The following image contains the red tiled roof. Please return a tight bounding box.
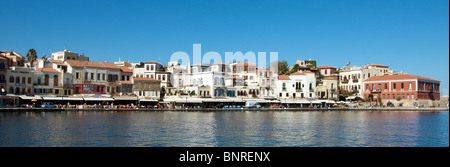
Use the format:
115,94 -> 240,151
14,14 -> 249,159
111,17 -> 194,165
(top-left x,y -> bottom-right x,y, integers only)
120,81 -> 133,85
324,76 -> 338,80
34,68 -> 59,73
364,74 -> 439,82
233,62 -> 257,67
291,71 -> 315,75
119,66 -> 132,73
66,60 -> 120,69
278,75 -> 290,80
317,65 -> 336,69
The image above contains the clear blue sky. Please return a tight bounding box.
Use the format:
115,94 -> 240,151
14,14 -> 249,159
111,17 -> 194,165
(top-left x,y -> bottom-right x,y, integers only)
1,0 -> 448,95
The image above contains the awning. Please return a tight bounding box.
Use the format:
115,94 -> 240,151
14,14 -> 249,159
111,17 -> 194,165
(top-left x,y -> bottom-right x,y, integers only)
114,97 -> 138,100
139,98 -> 158,102
19,95 -> 41,100
83,97 -> 114,101
280,99 -> 317,104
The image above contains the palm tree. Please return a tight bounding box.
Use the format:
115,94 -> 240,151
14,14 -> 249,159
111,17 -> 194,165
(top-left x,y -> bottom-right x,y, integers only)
26,48 -> 37,66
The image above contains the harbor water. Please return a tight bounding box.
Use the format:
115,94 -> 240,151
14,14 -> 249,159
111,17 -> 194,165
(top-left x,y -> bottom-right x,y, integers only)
0,111 -> 448,147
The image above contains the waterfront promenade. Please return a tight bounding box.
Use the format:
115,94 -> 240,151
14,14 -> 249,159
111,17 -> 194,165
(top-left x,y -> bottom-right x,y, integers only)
0,107 -> 448,112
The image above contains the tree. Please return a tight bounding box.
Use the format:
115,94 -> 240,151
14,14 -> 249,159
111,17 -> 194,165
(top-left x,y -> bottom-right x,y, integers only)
288,64 -> 300,74
272,60 -> 289,75
26,48 -> 37,65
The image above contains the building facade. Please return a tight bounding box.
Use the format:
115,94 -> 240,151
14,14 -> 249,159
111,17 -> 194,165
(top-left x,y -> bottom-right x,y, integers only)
277,71 -> 316,99
362,74 -> 440,101
133,77 -> 161,99
51,49 -> 89,61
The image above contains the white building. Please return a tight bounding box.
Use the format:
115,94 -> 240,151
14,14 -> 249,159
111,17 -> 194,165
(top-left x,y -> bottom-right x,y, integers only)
338,64 -> 392,98
51,49 -> 89,61
277,71 -> 316,99
131,61 -> 170,88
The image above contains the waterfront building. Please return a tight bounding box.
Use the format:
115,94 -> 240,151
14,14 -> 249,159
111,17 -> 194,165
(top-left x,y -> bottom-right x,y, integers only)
338,64 -> 391,98
0,57 -> 9,91
228,62 -> 259,98
276,71 -> 316,99
316,76 -> 339,100
131,61 -> 171,89
118,66 -> 133,94
33,68 -> 63,95
132,77 -> 161,100
6,67 -> 34,95
51,49 -> 89,61
257,68 -> 277,98
65,60 -> 122,95
362,74 -> 440,101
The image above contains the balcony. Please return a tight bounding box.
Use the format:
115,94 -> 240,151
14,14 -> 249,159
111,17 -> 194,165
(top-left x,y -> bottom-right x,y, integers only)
352,78 -> 359,83
341,80 -> 349,84
295,89 -> 302,92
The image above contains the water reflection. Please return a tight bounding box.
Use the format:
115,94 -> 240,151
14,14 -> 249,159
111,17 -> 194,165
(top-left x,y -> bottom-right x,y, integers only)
0,111 -> 448,147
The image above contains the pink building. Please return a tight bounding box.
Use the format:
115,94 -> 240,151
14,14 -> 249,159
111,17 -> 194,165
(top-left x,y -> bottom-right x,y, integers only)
317,65 -> 337,77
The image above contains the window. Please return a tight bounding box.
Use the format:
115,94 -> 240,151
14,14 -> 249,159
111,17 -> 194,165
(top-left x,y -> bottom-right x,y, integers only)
22,77 -> 25,84
383,94 -> 385,99
91,73 -> 94,80
412,94 -> 414,99
76,72 -> 79,79
385,84 -> 388,90
16,77 -> 20,83
10,76 -> 14,83
102,74 -> 106,80
162,75 -> 165,81
387,94 -> 390,99
401,83 -> 404,89
98,74 -> 101,80
407,94 -> 409,99
393,83 -> 396,89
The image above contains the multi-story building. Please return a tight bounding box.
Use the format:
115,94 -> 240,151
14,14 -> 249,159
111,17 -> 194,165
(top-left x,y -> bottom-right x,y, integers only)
317,65 -> 338,77
51,49 -> 89,61
316,76 -> 339,100
1,51 -> 25,67
338,64 -> 391,98
6,67 -> 34,95
65,60 -> 122,95
33,68 -> 63,95
277,71 -> 316,99
362,74 -> 440,101
257,68 -> 277,98
132,61 -> 170,88
118,66 -> 133,94
228,62 -> 258,98
0,57 -> 9,92
133,77 -> 161,99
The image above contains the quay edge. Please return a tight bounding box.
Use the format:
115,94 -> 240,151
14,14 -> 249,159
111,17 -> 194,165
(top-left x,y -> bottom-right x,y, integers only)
0,107 -> 448,112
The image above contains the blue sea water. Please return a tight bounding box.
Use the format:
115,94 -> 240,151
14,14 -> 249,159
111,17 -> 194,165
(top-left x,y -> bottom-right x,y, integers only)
0,111 -> 448,147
